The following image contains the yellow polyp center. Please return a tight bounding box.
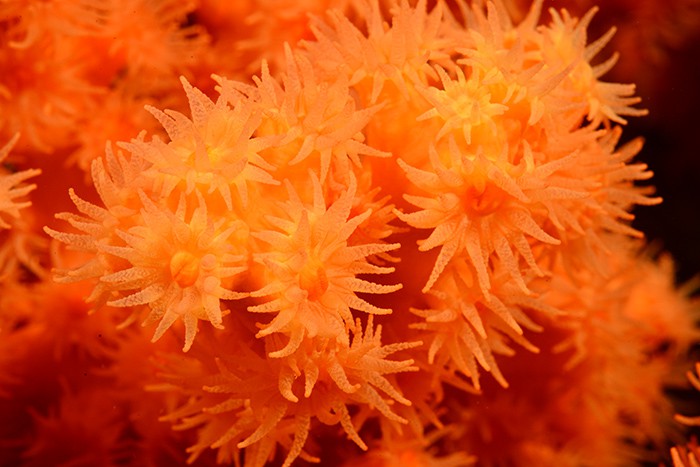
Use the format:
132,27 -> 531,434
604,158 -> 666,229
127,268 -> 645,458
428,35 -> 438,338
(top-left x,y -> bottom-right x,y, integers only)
298,258 -> 329,301
463,182 -> 507,216
170,250 -> 200,288
206,144 -> 223,164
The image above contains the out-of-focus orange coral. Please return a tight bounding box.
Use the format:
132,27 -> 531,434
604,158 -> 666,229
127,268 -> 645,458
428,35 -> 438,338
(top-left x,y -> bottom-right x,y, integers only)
0,134 -> 39,229
348,426 -> 476,467
0,33 -> 98,152
0,133 -> 44,282
438,246 -> 695,466
100,0 -> 208,90
20,385 -> 129,467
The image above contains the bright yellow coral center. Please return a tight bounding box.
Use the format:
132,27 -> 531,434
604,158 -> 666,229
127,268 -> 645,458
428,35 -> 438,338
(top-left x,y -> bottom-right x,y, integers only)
463,183 -> 507,216
298,257 -> 329,301
170,250 -> 200,288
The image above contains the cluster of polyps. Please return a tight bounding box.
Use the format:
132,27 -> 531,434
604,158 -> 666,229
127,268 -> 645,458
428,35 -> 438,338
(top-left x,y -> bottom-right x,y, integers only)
29,0 -> 698,465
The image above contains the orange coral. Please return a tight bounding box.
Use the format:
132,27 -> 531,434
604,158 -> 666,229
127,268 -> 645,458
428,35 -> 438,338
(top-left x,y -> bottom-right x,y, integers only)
20,385 -> 129,466
249,174 -> 402,355
0,134 -> 39,229
1,0 -> 698,465
153,314 -> 418,466
46,160 -> 248,351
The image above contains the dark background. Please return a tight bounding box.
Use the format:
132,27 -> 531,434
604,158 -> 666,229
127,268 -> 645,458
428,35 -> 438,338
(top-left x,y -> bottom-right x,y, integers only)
631,34 -> 700,286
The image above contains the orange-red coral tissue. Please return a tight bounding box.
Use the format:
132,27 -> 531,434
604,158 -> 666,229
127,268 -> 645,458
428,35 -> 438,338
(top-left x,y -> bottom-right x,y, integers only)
1,0 -> 699,466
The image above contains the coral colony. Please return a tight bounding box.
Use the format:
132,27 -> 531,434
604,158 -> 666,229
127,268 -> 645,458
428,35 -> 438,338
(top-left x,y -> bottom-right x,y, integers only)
1,0 -> 699,465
